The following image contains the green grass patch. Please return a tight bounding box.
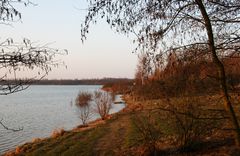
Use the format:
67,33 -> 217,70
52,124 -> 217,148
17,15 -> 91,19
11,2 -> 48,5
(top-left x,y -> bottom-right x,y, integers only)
23,126 -> 107,156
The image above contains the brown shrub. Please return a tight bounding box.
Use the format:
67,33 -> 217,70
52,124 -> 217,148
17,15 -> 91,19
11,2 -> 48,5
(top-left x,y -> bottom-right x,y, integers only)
165,97 -> 224,151
75,91 -> 92,107
75,92 -> 92,125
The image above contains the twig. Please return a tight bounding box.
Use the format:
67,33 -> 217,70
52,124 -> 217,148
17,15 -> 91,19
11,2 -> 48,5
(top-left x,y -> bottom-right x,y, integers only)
0,119 -> 23,132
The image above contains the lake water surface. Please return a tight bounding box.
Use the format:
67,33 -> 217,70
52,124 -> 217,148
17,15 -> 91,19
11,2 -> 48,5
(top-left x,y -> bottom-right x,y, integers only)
0,85 -> 125,154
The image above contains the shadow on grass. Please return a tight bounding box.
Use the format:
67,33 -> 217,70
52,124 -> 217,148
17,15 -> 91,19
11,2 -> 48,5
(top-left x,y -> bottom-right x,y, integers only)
156,138 -> 236,156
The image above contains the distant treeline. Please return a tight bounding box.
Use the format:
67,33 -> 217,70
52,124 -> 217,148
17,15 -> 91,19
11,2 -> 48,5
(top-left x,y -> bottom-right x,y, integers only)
32,78 -> 133,85
0,78 -> 133,86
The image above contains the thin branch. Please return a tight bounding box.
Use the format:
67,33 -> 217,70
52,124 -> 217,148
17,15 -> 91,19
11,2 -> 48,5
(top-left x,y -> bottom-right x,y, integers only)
0,119 -> 23,132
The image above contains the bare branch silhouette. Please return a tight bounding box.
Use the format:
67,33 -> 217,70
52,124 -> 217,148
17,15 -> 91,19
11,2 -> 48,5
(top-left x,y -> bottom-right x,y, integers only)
0,119 -> 23,132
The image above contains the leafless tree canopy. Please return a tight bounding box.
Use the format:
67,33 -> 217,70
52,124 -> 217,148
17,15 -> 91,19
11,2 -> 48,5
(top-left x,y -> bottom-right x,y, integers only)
81,0 -> 239,59
93,91 -> 112,120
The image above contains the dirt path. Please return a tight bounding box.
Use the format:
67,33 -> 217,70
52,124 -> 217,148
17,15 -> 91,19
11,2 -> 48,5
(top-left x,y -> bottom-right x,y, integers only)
93,113 -> 132,156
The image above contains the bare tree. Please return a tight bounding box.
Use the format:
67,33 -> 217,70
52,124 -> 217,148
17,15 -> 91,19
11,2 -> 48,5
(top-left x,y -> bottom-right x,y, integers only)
75,91 -> 92,126
135,53 -> 152,85
81,0 -> 240,146
93,91 -> 112,120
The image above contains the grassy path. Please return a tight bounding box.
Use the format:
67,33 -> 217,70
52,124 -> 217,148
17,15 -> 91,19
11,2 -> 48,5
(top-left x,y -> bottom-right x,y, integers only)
94,114 -> 130,155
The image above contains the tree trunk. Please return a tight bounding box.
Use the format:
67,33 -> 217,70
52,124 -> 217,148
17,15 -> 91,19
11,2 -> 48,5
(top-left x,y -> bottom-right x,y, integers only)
195,0 -> 240,146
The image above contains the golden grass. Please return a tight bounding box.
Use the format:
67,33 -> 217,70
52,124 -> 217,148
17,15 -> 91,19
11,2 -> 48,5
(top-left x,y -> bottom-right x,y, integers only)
51,128 -> 66,138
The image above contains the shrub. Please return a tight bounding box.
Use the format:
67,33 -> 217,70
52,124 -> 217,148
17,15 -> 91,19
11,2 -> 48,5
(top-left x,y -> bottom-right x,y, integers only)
165,97 -> 223,151
75,91 -> 92,107
75,92 -> 92,125
93,91 -> 113,120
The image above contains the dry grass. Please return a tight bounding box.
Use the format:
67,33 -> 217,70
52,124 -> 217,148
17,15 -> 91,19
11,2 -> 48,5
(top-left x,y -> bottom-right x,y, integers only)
31,138 -> 42,143
51,128 -> 66,138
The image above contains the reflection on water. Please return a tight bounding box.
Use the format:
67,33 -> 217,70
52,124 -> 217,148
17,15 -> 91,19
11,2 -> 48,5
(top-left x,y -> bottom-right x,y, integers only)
0,85 -> 125,154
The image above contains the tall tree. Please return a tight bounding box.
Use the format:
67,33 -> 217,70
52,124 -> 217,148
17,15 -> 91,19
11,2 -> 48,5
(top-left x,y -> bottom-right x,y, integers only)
135,53 -> 152,85
81,0 -> 240,146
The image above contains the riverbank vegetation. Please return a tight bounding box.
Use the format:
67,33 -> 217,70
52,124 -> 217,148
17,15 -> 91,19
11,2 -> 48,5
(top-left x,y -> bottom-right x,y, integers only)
5,94 -> 240,156
75,91 -> 114,125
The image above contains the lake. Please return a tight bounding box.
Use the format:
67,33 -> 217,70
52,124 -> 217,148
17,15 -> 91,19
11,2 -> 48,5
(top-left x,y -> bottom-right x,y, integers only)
0,85 -> 125,154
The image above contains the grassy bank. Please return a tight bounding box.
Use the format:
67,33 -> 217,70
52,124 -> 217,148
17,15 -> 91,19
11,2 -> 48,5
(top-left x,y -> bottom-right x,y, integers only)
5,94 -> 240,156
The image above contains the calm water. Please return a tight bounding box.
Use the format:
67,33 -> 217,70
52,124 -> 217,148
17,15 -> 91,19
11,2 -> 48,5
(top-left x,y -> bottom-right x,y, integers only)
0,85 -> 125,154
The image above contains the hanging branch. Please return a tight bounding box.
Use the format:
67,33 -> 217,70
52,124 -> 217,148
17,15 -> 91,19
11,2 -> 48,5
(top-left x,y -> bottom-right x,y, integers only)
0,38 -> 67,95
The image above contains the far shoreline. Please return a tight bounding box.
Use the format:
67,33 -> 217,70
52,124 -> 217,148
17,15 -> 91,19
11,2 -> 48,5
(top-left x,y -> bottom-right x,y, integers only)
0,78 -> 133,86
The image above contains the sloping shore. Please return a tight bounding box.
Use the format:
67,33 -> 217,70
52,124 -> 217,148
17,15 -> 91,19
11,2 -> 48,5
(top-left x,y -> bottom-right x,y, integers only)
4,95 -> 240,156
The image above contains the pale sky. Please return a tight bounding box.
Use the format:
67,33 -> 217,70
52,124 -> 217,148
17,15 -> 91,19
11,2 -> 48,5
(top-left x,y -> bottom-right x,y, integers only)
0,0 -> 137,79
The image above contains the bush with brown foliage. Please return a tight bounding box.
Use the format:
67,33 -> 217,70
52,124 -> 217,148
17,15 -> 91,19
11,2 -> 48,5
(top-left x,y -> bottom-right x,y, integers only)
75,92 -> 92,107
75,92 -> 92,125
